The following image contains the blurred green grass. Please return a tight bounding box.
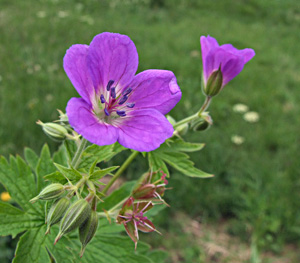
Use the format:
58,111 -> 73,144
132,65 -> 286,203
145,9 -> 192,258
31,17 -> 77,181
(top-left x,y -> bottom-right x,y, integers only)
0,0 -> 300,261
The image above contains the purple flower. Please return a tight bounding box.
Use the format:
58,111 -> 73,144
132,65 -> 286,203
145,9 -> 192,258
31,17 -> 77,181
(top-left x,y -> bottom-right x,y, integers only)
200,35 -> 255,96
64,33 -> 182,152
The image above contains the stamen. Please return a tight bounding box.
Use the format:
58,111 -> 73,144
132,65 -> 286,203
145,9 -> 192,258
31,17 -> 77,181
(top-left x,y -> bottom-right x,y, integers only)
100,94 -> 106,103
106,80 -> 114,91
118,95 -> 128,105
110,87 -> 116,99
104,108 -> 110,116
122,87 -> 132,96
126,103 -> 135,108
116,110 -> 126,117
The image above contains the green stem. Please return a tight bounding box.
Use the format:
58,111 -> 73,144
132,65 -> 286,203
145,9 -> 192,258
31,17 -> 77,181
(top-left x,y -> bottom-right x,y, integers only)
102,151 -> 139,194
173,96 -> 212,129
71,138 -> 87,169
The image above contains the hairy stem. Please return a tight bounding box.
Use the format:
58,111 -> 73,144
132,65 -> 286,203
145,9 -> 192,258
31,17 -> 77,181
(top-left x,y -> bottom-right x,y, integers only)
71,138 -> 87,169
102,151 -> 139,194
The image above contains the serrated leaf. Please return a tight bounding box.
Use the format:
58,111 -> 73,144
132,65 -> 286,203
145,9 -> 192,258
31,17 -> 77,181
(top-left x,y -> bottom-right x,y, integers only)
89,166 -> 119,182
44,171 -> 67,184
98,181 -> 136,211
24,148 -> 39,172
160,151 -> 213,178
147,250 -> 168,263
13,227 -> 50,263
54,163 -> 82,181
0,156 -> 42,214
53,144 -> 68,167
162,139 -> 205,152
0,202 -> 42,238
148,152 -> 170,177
36,145 -> 56,192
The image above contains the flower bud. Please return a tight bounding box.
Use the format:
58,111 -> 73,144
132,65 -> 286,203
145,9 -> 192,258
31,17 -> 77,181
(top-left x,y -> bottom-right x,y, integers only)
191,113 -> 213,132
30,183 -> 65,203
175,123 -> 189,136
132,184 -> 156,200
55,199 -> 91,244
37,120 -> 68,142
203,65 -> 223,97
166,115 -> 176,126
79,210 -> 98,257
45,197 -> 70,234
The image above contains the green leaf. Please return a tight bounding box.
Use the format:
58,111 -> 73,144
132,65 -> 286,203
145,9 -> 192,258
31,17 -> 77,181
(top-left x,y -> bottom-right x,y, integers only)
24,147 -> 39,172
89,166 -> 119,182
13,226 -> 50,263
52,144 -> 68,167
36,145 -> 56,192
148,138 -> 213,178
54,163 -> 82,181
98,181 -> 136,211
0,156 -> 42,214
147,250 -> 168,263
44,171 -> 67,184
0,201 -> 42,238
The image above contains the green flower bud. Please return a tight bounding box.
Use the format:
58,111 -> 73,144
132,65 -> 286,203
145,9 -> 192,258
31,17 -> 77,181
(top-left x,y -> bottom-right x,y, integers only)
166,115 -> 176,126
30,183 -> 65,203
79,210 -> 99,257
55,199 -> 91,244
175,123 -> 189,136
45,197 -> 70,234
37,120 -> 68,142
203,65 -> 223,97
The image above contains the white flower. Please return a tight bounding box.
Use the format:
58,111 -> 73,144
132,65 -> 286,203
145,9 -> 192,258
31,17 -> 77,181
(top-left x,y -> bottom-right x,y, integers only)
231,135 -> 245,145
243,111 -> 259,123
37,11 -> 46,18
233,103 -> 249,113
58,11 -> 69,18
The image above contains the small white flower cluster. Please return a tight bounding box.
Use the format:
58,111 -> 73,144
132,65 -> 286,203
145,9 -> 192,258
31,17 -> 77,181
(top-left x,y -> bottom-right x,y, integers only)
231,103 -> 260,145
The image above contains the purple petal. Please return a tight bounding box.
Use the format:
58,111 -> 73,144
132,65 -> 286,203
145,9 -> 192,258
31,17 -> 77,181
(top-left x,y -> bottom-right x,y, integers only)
63,45 -> 95,104
200,35 -> 219,71
126,70 -> 181,115
221,57 -> 245,86
115,109 -> 174,152
221,44 -> 255,64
66,97 -> 118,145
87,32 -> 138,95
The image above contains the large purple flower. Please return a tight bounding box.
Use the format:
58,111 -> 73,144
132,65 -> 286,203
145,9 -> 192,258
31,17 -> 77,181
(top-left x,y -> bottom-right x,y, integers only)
65,33 -> 181,152
200,35 -> 255,95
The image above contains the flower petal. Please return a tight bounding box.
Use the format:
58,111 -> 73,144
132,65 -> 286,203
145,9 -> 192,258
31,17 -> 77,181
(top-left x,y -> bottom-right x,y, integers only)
87,32 -> 138,94
221,44 -> 255,63
221,57 -> 245,86
126,70 -> 182,115
200,35 -> 219,72
115,109 -> 174,152
137,218 -> 156,233
66,97 -> 118,145
63,45 -> 94,105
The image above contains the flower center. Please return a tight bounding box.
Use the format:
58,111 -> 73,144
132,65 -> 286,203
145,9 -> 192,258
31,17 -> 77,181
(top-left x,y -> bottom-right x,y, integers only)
93,80 -> 135,123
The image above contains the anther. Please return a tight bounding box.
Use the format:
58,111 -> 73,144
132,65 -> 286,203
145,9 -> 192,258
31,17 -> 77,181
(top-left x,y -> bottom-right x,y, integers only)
116,110 -> 126,117
122,88 -> 132,96
104,108 -> 110,116
118,95 -> 128,105
100,94 -> 106,103
110,87 -> 116,99
126,103 -> 135,108
106,80 -> 114,91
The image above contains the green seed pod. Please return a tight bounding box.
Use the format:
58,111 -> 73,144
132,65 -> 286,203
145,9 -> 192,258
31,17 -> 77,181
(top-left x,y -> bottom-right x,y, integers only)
54,199 -> 91,244
30,183 -> 65,203
45,197 -> 70,234
79,210 -> 99,257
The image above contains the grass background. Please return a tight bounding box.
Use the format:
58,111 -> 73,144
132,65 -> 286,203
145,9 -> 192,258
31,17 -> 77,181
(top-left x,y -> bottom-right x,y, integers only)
0,0 -> 300,262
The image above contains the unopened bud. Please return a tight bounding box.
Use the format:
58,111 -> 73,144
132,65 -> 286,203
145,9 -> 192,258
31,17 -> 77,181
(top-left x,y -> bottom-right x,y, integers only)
57,109 -> 69,125
175,123 -> 189,136
191,113 -> 213,131
37,120 -> 68,142
45,197 -> 70,234
55,199 -> 91,244
132,184 -> 156,199
30,183 -> 65,203
166,115 -> 176,126
79,210 -> 98,257
203,65 -> 223,97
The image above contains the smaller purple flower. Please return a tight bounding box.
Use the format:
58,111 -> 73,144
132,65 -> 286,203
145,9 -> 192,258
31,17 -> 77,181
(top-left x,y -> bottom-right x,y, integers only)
64,32 -> 182,152
200,35 -> 255,96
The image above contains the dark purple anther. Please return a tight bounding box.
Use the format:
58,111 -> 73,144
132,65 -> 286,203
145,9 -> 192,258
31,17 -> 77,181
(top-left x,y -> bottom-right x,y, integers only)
126,103 -> 135,108
122,87 -> 132,96
110,87 -> 116,99
100,94 -> 106,103
106,80 -> 114,91
104,108 -> 110,116
118,95 -> 128,105
116,110 -> 126,117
